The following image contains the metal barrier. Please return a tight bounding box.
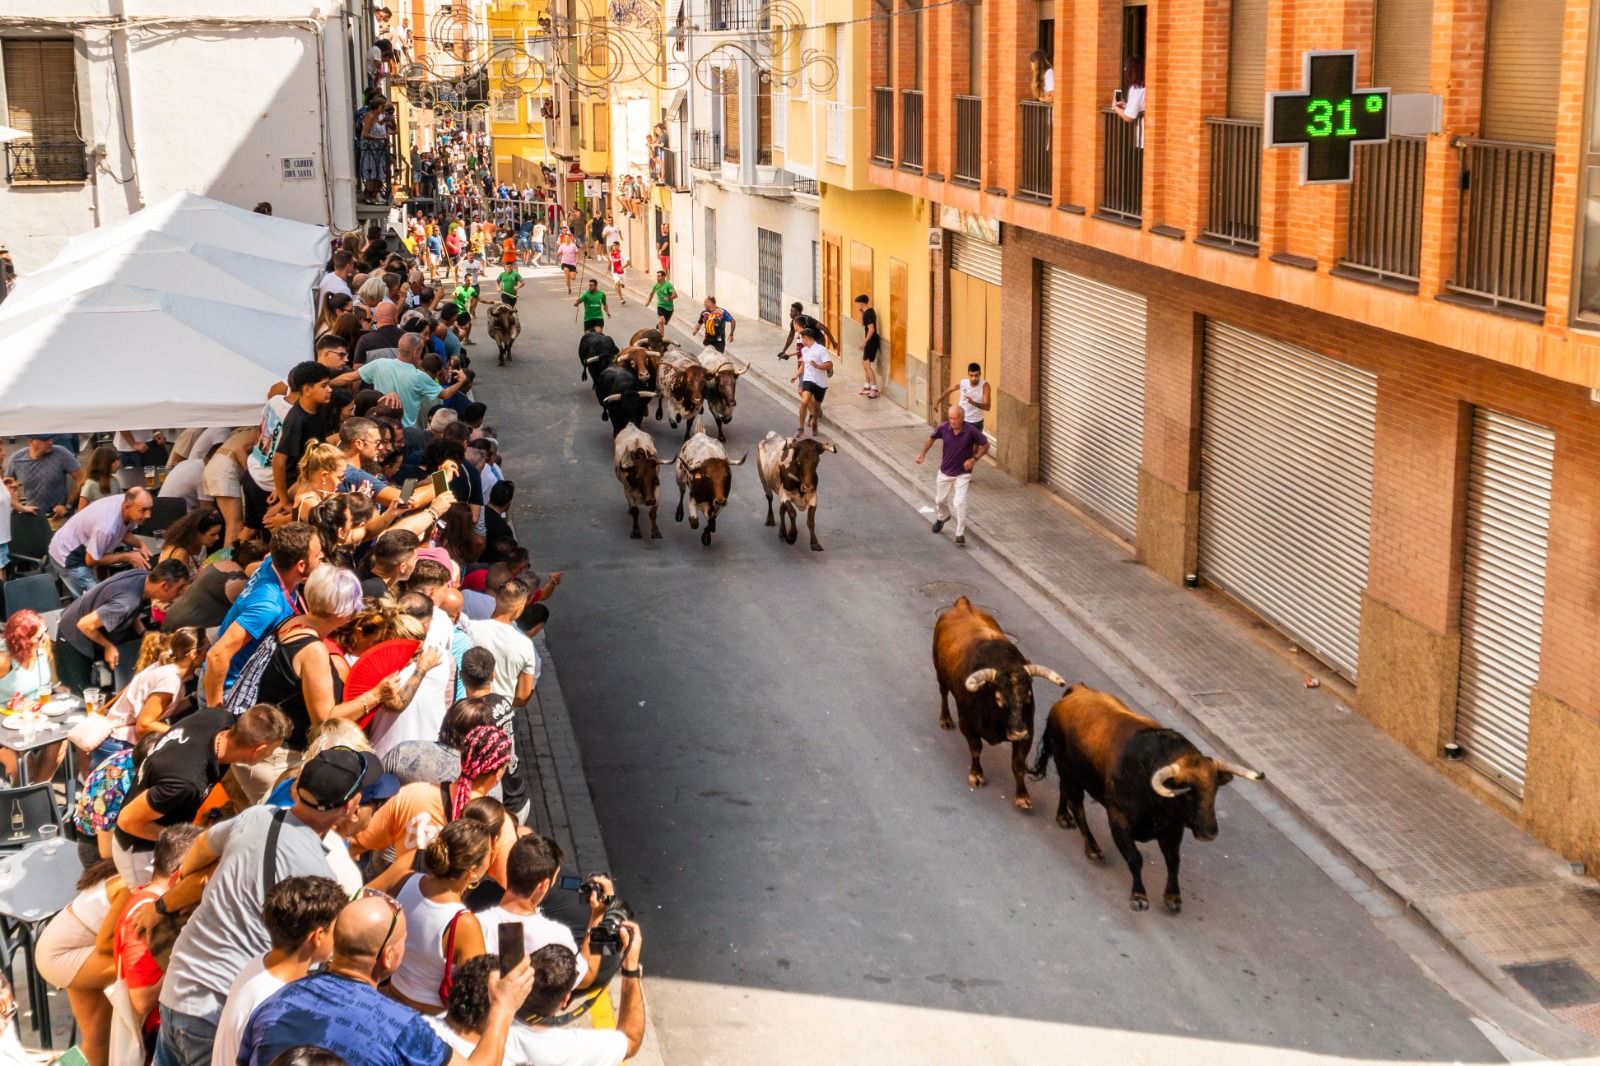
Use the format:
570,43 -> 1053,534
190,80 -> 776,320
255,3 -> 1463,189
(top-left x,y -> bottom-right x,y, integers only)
899,89 -> 924,172
954,95 -> 981,185
872,87 -> 895,165
1341,135 -> 1427,284
1098,107 -> 1142,224
1019,100 -> 1052,202
1448,138 -> 1553,313
1202,118 -> 1262,249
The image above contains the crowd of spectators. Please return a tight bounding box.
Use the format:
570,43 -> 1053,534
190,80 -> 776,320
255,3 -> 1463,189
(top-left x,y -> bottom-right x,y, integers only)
0,225 -> 648,1066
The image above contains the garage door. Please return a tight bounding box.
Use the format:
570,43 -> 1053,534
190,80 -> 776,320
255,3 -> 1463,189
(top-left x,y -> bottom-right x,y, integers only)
1199,321 -> 1376,678
949,232 -> 1001,284
1453,408 -> 1554,795
1037,266 -> 1146,539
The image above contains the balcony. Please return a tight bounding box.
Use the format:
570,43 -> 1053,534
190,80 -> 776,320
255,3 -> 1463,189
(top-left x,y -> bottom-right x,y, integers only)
1018,100 -> 1051,203
953,95 -> 981,186
1339,135 -> 1426,286
794,176 -> 819,196
826,102 -> 847,164
661,148 -> 691,192
1097,108 -> 1142,225
872,87 -> 894,165
691,129 -> 722,170
1201,118 -> 1262,251
1447,138 -> 1554,316
707,0 -> 770,31
4,139 -> 88,184
899,90 -> 924,173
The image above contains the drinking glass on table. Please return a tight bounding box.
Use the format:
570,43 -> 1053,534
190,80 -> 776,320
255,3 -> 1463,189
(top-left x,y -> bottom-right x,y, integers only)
82,688 -> 102,715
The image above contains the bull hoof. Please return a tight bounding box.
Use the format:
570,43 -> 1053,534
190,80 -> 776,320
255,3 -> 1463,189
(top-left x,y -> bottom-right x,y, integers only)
967,770 -> 986,789
700,530 -> 711,546
1013,794 -> 1033,811
650,529 -> 662,539
810,542 -> 823,552
1086,844 -> 1105,864
1164,894 -> 1182,914
785,529 -> 797,545
1055,812 -> 1076,830
938,714 -> 954,731
1129,894 -> 1149,912
688,515 -> 698,529
630,528 -> 641,539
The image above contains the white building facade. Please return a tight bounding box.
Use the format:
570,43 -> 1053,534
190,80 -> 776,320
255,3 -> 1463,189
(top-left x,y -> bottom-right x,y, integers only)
0,0 -> 374,270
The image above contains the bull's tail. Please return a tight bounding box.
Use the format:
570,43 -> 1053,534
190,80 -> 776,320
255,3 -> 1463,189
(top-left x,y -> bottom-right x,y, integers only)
1028,724 -> 1054,781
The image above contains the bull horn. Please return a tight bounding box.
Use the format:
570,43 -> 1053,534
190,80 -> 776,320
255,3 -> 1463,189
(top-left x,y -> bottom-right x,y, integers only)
657,451 -> 680,465
1024,664 -> 1068,687
601,393 -> 622,404
637,391 -> 658,399
963,668 -> 999,692
734,359 -> 752,376
727,451 -> 749,466
1214,759 -> 1264,781
1150,761 -> 1191,798
584,356 -> 600,365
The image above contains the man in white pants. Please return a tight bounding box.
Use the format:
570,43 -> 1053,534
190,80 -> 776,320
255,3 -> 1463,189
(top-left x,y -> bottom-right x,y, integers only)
915,404 -> 989,547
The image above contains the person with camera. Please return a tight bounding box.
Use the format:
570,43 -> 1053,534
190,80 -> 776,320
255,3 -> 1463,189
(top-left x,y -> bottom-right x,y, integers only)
473,835 -> 606,992
519,934 -> 646,1064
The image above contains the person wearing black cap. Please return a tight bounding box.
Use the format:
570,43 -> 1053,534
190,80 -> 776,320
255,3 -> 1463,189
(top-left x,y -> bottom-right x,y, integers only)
150,747 -> 383,1066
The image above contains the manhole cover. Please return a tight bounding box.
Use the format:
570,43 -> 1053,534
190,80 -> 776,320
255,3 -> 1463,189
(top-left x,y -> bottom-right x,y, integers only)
1504,959 -> 1600,1009
918,580 -> 978,601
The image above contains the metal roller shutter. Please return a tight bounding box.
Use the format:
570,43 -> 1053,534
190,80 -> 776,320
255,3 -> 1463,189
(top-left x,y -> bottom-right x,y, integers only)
1227,0 -> 1268,121
1199,322 -> 1376,679
949,233 -> 1001,284
1481,0 -> 1562,145
1454,408 -> 1554,796
1374,0 -> 1434,94
1038,267 -> 1146,539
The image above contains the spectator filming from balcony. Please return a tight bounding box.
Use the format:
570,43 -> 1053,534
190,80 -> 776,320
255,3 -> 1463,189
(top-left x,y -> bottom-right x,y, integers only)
1113,57 -> 1147,135
1030,51 -> 1054,103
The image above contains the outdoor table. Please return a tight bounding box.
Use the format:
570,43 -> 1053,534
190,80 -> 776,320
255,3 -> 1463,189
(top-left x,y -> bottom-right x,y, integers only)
0,836 -> 83,1048
0,701 -> 83,806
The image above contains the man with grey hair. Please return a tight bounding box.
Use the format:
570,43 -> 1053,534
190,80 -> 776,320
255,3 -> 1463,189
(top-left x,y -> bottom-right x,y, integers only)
915,403 -> 990,548
48,486 -> 154,594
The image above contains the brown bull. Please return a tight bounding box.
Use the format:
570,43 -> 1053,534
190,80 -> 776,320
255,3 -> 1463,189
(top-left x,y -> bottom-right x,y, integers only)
628,327 -> 674,353
1030,684 -> 1263,913
488,304 -> 519,366
698,350 -> 750,441
932,597 -> 1067,811
657,350 -> 707,438
613,345 -> 661,395
671,425 -> 746,547
612,424 -> 663,539
756,431 -> 835,551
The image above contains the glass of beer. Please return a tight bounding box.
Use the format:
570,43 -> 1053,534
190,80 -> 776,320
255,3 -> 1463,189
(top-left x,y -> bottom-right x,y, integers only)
83,688 -> 102,715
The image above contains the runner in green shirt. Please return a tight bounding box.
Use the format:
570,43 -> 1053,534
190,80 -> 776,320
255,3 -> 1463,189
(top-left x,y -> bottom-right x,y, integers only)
498,266 -> 523,307
452,281 -> 477,315
573,278 -> 609,328
649,270 -> 676,332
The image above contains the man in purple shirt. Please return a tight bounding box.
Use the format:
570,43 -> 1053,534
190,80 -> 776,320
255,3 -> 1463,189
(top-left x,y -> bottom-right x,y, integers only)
915,404 -> 989,546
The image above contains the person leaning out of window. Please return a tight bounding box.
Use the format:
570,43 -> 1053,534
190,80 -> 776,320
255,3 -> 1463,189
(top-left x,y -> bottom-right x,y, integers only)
1113,57 -> 1147,138
1029,50 -> 1054,103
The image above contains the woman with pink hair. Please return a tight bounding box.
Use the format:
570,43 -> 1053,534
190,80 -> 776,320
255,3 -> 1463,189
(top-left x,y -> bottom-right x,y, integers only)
0,609 -> 66,782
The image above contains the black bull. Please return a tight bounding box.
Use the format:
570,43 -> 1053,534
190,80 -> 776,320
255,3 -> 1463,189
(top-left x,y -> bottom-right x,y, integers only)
597,366 -> 657,437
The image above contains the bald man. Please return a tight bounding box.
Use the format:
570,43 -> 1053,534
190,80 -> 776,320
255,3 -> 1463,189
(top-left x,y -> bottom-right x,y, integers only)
914,403 -> 989,547
238,894 -> 535,1066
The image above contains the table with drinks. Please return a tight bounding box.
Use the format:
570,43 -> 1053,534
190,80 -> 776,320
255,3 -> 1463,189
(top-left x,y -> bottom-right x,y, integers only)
0,684 -> 108,797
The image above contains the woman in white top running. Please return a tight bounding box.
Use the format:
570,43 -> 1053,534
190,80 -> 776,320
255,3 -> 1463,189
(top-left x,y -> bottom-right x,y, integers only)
388,818 -> 494,1014
937,362 -> 991,434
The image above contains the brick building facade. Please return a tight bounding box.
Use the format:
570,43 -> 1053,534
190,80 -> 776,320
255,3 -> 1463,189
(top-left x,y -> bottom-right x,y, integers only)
869,0 -> 1600,870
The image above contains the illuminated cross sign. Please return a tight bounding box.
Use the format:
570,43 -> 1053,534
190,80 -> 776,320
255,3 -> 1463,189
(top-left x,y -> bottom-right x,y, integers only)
1266,50 -> 1390,184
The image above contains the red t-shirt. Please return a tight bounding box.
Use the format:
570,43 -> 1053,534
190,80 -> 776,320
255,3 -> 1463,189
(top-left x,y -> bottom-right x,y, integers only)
462,568 -> 489,593
116,887 -> 165,1035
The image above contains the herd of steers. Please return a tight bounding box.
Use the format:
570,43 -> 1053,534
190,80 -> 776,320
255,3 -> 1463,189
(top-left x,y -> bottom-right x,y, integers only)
532,314 -> 1267,917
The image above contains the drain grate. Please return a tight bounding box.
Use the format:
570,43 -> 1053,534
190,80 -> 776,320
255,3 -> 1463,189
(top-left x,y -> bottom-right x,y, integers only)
1504,959 -> 1600,1009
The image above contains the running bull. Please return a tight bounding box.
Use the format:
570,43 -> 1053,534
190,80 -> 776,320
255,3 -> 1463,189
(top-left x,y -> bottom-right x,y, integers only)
657,350 -> 708,438
613,424 -> 664,539
756,431 -> 835,552
578,326 -> 618,382
932,597 -> 1067,811
672,425 -> 746,547
698,351 -> 750,441
597,365 -> 657,437
488,304 -> 519,366
1030,683 -> 1263,913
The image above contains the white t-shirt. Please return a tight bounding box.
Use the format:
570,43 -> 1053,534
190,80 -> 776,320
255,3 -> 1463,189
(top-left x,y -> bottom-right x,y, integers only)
1124,84 -> 1146,121
427,1017 -> 628,1066
475,904 -> 589,985
467,618 -> 540,701
799,342 -> 833,389
958,378 -> 988,424
246,396 -> 293,492
209,955 -> 286,1066
601,225 -> 621,250
159,457 -> 208,508
0,478 -> 13,547
318,271 -> 353,303
1042,68 -> 1055,94
372,608 -> 458,757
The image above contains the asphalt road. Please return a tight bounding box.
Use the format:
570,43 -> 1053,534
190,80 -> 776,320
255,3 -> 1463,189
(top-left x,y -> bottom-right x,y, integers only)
477,264 -> 1508,1065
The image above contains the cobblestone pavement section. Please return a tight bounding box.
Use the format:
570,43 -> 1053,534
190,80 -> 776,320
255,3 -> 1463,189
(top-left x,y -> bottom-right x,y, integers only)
652,278 -> 1600,1054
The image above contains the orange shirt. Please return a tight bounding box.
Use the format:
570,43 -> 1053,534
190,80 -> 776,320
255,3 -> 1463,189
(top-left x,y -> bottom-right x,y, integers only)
501,238 -> 517,265
352,781 -> 518,887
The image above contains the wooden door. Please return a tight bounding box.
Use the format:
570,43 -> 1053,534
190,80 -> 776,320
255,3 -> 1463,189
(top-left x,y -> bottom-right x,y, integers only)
889,258 -> 908,388
822,234 -> 842,345
850,241 -> 873,321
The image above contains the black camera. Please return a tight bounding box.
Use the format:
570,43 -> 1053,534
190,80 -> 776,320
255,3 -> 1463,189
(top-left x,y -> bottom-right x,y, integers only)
577,876 -> 611,905
587,899 -> 635,955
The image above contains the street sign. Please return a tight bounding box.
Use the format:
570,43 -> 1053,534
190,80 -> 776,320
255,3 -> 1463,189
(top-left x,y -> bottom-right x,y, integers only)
1266,51 -> 1389,185
280,156 -> 315,180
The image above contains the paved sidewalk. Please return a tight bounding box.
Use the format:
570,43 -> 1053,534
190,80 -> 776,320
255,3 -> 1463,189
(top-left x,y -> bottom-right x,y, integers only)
653,285 -> 1600,1055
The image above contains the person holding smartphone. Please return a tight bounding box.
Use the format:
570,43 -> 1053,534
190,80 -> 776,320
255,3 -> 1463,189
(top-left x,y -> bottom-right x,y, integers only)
473,835 -> 606,992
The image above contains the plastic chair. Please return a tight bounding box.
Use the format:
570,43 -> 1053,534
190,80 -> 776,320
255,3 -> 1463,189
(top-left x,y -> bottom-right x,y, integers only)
5,514 -> 52,577
133,497 -> 187,538
2,574 -> 62,617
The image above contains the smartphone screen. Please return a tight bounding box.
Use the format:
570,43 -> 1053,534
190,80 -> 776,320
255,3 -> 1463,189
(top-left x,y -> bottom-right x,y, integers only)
430,468 -> 449,497
497,921 -> 524,976
558,874 -> 583,892
398,478 -> 417,506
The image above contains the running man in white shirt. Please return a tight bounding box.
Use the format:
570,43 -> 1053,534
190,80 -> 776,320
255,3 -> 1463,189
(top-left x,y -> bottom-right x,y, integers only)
936,362 -> 991,435
789,328 -> 834,437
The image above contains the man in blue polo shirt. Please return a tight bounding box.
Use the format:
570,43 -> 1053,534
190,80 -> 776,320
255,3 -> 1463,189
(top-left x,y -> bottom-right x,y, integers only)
203,522 -> 321,707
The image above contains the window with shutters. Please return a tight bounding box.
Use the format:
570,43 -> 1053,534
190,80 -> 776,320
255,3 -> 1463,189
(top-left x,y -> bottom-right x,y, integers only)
722,66 -> 741,163
2,39 -> 86,183
757,70 -> 773,165
1227,0 -> 1266,121
592,102 -> 607,150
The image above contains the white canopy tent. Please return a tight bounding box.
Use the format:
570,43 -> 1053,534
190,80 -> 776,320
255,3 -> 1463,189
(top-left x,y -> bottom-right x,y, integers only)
0,193 -> 329,434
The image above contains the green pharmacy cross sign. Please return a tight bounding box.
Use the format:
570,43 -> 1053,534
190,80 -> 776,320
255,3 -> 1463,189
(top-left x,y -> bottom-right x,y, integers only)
1266,50 -> 1390,184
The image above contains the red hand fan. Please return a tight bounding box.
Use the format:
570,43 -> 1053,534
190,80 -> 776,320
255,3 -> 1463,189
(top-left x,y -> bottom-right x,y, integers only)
345,638 -> 421,730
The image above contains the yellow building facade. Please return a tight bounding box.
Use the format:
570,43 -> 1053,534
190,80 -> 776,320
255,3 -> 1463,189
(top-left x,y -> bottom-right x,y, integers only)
487,0 -> 553,186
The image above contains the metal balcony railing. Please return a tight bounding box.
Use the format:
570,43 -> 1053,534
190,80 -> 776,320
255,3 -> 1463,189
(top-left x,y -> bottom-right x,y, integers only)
794,176 -> 819,196
707,0 -> 770,31
1202,118 -> 1262,249
953,95 -> 981,186
872,87 -> 894,165
1098,108 -> 1142,224
1340,135 -> 1427,284
1448,138 -> 1554,314
1019,100 -> 1052,202
4,139 -> 88,183
825,102 -> 848,163
662,148 -> 691,191
899,89 -> 924,172
691,129 -> 722,170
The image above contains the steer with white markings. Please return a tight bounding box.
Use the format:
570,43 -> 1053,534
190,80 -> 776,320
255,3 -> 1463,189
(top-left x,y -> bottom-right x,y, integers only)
698,350 -> 750,441
657,350 -> 708,438
612,424 -> 664,540
672,424 -> 746,547
756,431 -> 835,551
